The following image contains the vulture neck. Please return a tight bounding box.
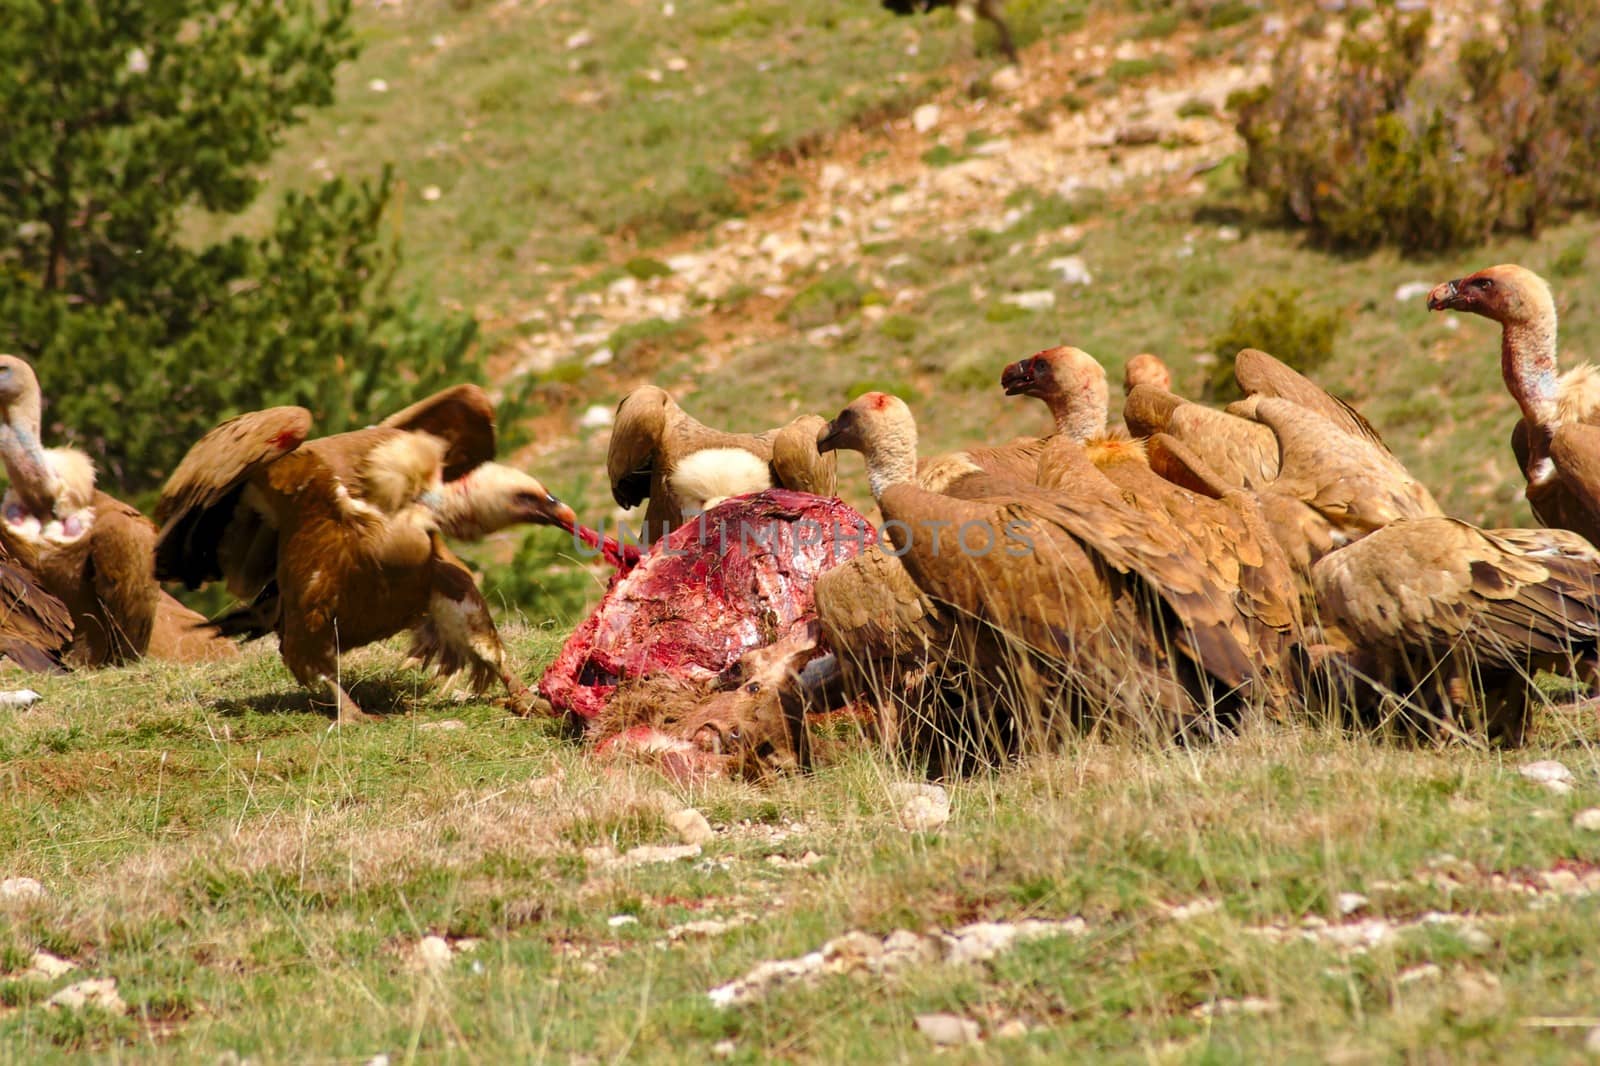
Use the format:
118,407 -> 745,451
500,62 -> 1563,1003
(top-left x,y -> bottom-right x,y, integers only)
863,424 -> 919,501
1046,391 -> 1109,443
0,402 -> 64,518
1501,308 -> 1560,484
426,463 -> 531,541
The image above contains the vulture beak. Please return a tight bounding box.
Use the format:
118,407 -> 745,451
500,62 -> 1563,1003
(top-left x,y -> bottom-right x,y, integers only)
1426,279 -> 1464,311
1000,359 -> 1036,396
517,486 -> 578,529
816,418 -> 843,454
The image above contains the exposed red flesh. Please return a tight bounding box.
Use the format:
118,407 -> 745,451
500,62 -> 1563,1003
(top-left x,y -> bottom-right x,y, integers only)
567,523 -> 643,572
539,490 -> 875,722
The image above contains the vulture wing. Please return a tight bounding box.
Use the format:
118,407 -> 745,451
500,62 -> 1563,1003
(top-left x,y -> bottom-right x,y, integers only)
0,559 -> 72,673
1313,518 -> 1600,667
1545,422 -> 1600,546
378,383 -> 496,482
769,415 -> 838,497
154,406 -> 312,589
1232,348 -> 1391,453
815,545 -> 946,670
87,493 -> 161,660
1124,385 -> 1280,490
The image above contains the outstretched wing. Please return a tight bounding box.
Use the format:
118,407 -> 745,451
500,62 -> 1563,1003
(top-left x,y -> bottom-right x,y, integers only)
378,384 -> 496,482
154,407 -> 311,589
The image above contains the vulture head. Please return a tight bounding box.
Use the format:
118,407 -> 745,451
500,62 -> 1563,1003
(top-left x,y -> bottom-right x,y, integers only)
999,345 -> 1109,442
818,393 -> 918,498
1122,352 -> 1172,393
433,462 -> 579,541
1427,264 -> 1554,328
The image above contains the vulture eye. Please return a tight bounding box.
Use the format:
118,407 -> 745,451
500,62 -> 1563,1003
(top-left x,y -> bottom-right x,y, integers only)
1473,277 -> 1494,290
744,681 -> 761,694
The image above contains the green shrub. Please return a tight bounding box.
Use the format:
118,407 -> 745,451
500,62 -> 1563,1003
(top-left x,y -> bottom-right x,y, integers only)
878,314 -> 921,343
1206,286 -> 1344,400
607,317 -> 701,368
1235,0 -> 1600,252
623,256 -> 673,280
781,272 -> 869,329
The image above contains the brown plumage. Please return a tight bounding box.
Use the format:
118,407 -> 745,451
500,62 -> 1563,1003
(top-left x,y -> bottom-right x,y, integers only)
1428,264 -> 1600,546
0,354 -> 237,666
154,387 -> 578,723
1122,352 -> 1173,394
1231,348 -> 1390,454
1312,518 -> 1600,743
0,559 -> 73,673
819,392 -> 1281,740
607,386 -> 837,543
1124,383 -> 1282,490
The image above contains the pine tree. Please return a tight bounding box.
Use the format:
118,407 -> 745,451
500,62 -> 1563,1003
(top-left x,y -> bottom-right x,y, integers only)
0,0 -> 481,492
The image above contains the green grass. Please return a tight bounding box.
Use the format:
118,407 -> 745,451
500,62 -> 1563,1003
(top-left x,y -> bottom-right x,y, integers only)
6,646 -> 1600,1059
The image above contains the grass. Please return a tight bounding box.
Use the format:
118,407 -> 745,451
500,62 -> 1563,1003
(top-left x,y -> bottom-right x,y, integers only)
19,0 -> 1600,1057
6,645 -> 1600,1059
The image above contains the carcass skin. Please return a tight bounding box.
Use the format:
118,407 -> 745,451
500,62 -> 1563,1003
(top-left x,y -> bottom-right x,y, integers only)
539,489 -> 876,724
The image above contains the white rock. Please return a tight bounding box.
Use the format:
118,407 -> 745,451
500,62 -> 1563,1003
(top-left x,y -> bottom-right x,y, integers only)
1586,1026 -> 1600,1055
916,1013 -> 980,1046
711,1040 -> 736,1059
1216,225 -> 1242,242
565,29 -> 593,50
1048,256 -> 1093,286
1396,963 -> 1442,984
990,65 -> 1024,93
585,346 -> 614,368
1165,898 -> 1221,921
1442,317 -> 1460,331
973,138 -> 1013,158
1394,281 -> 1433,302
23,951 -> 77,980
579,404 -> 615,430
368,79 -> 389,94
667,808 -> 715,845
1336,892 -> 1369,915
126,47 -> 150,74
415,935 -> 453,973
1522,761 -> 1575,793
608,914 -> 639,928
912,104 -> 941,134
421,185 -> 441,202
662,1 -> 675,14
819,163 -> 849,194
0,689 -> 39,709
665,56 -> 688,72
1001,290 -> 1057,311
365,1055 -> 391,1066
614,843 -> 701,867
1574,808 -> 1600,831
891,783 -> 950,831
47,977 -> 127,1015
0,876 -> 45,903
418,719 -> 465,732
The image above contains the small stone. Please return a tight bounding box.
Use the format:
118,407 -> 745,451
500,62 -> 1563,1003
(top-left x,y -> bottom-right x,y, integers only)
711,1040 -> 736,1059
915,1012 -> 980,1046
1216,225 -> 1242,242
823,930 -> 883,963
990,65 -> 1024,92
1336,892 -> 1369,915
584,347 -> 614,368
819,163 -> 849,193
614,843 -> 701,867
579,404 -> 615,430
418,719 -> 465,732
368,78 -> 389,94
1394,281 -> 1433,303
1574,808 -> 1600,831
1166,898 -> 1220,921
126,47 -> 150,74
365,1055 -> 391,1066
1586,1026 -> 1600,1055
891,783 -> 950,831
1521,760 -> 1574,786
565,29 -> 593,50
912,104 -> 941,134
667,808 -> 715,845
665,56 -> 688,72
1457,926 -> 1494,954
415,935 -> 453,973
421,185 -> 441,202
0,876 -> 45,903
608,914 -> 639,928
47,977 -> 127,1015
1397,963 -> 1441,984
1048,256 -> 1093,286
995,1018 -> 1030,1039
24,952 -> 77,980
1000,290 -> 1057,312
